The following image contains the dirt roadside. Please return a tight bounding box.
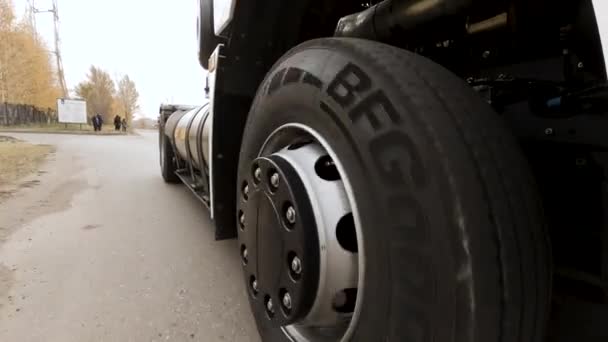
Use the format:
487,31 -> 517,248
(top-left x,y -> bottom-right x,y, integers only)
0,136 -> 54,303
0,135 -> 89,241
0,136 -> 54,194
0,135 -> 86,310
0,136 -> 52,309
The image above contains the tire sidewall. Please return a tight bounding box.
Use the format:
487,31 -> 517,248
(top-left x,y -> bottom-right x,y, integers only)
159,127 -> 166,168
238,43 -> 465,342
160,127 -> 179,182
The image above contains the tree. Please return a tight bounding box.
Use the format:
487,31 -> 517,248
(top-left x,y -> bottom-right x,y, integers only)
11,23 -> 61,108
0,0 -> 16,104
115,75 -> 139,123
0,0 -> 60,109
75,66 -> 115,122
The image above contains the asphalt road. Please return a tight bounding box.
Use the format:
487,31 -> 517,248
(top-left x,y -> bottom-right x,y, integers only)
0,131 -> 260,342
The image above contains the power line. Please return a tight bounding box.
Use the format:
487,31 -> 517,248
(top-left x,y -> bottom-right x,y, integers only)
31,0 -> 68,98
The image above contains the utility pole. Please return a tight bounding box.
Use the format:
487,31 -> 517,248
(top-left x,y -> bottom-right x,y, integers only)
25,0 -> 37,36
33,0 -> 68,98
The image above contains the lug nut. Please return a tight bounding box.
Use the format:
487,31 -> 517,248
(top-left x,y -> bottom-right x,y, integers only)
254,167 -> 262,182
251,279 -> 258,293
239,212 -> 245,226
266,298 -> 275,314
282,292 -> 292,310
243,184 -> 249,198
285,206 -> 296,225
291,256 -> 302,275
242,248 -> 248,263
270,172 -> 280,189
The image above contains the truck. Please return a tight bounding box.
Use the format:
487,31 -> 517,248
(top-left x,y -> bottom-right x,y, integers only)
158,0 -> 608,340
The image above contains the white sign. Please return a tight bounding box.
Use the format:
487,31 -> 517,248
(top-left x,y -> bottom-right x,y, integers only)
57,98 -> 87,124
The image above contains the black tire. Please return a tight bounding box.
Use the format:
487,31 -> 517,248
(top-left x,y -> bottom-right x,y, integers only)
197,0 -> 221,70
159,127 -> 180,184
237,38 -> 550,342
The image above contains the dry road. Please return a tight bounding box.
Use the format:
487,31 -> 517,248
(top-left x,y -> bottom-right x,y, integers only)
0,131 -> 260,342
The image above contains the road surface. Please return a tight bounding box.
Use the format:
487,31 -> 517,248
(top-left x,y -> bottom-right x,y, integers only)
0,131 -> 260,342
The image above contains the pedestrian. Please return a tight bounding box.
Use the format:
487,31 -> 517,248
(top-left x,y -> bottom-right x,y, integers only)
92,114 -> 100,131
95,113 -> 104,131
121,117 -> 128,132
114,115 -> 121,131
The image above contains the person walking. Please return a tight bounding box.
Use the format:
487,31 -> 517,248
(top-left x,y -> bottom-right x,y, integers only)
92,114 -> 100,131
121,117 -> 128,132
114,115 -> 122,131
95,113 -> 104,131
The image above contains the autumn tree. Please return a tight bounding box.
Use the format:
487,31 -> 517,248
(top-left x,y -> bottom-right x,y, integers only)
11,23 -> 61,108
0,0 -> 60,109
0,0 -> 16,104
75,66 -> 115,122
115,75 -> 139,123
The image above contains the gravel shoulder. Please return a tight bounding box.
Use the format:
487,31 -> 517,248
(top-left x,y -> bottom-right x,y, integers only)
0,136 -> 54,191
0,135 -> 66,242
0,135 -> 85,314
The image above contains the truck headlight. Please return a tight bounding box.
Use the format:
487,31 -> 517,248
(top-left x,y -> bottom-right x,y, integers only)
214,0 -> 237,35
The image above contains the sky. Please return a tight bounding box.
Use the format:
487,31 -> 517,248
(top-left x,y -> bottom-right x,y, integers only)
11,1 -> 608,120
14,0 -> 208,119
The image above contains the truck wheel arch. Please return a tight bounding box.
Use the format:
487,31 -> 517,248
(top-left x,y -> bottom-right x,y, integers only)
208,0 -> 317,239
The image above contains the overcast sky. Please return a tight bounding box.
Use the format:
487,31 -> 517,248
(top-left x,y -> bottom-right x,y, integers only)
14,0 -> 208,119
12,1 -> 608,119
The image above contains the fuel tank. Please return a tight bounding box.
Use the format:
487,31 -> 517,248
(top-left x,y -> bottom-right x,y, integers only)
164,103 -> 212,171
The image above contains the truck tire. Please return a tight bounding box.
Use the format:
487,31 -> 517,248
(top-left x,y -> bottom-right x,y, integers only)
159,128 -> 180,184
197,0 -> 220,70
236,38 -> 550,342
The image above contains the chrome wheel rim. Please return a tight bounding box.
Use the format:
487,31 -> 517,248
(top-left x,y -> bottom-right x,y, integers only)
238,123 -> 365,342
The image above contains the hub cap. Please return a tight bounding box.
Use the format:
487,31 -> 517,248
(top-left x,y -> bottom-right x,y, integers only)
240,155 -> 320,324
238,125 -> 363,341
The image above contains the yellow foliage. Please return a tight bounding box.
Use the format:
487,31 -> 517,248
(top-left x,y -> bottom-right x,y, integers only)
0,0 -> 62,110
75,66 -> 116,122
115,75 -> 139,123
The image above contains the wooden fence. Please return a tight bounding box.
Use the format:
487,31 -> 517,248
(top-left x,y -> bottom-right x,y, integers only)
0,103 -> 56,126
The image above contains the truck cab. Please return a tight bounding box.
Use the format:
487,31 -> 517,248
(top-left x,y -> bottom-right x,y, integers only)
160,1 -> 608,340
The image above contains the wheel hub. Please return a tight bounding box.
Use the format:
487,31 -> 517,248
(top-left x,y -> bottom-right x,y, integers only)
238,139 -> 360,338
240,156 -> 320,325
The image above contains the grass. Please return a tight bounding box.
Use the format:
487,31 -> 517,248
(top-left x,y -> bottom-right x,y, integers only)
0,123 -> 131,135
0,136 -> 53,188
